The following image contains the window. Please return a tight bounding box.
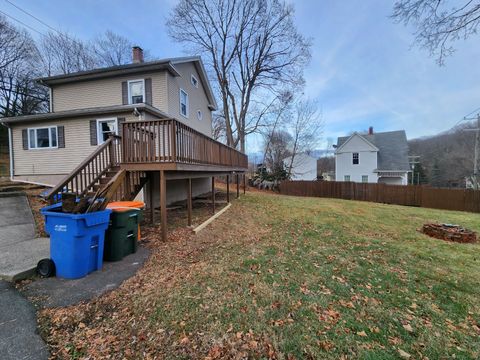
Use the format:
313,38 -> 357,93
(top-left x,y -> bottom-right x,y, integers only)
191,74 -> 198,88
28,126 -> 57,149
197,110 -> 202,121
128,79 -> 145,104
344,175 -> 350,182
352,152 -> 359,165
362,175 -> 368,183
97,118 -> 117,144
180,89 -> 189,117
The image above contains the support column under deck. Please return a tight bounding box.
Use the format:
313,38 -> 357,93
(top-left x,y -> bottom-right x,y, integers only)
236,174 -> 240,199
212,176 -> 216,214
148,172 -> 154,224
160,170 -> 167,241
226,175 -> 230,203
187,178 -> 192,226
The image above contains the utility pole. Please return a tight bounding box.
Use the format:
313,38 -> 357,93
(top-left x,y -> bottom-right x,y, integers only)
408,155 -> 420,185
474,114 -> 480,189
462,113 -> 480,189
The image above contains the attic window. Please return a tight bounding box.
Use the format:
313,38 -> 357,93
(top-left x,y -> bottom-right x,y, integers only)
191,74 -> 198,88
128,79 -> 145,104
352,152 -> 359,165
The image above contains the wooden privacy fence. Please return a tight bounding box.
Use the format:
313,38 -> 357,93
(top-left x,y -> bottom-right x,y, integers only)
278,181 -> 480,213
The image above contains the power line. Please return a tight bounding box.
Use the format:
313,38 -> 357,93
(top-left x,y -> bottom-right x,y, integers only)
0,9 -> 46,36
4,0 -> 62,35
451,106 -> 480,129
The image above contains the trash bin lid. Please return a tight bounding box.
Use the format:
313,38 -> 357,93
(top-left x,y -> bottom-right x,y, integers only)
107,201 -> 145,212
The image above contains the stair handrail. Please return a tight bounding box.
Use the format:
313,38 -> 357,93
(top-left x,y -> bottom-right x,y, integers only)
45,135 -> 121,203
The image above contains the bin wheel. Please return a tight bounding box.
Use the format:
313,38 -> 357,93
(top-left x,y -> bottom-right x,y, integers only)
37,259 -> 55,278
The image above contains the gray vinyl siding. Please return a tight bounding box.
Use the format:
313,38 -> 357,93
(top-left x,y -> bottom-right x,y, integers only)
52,71 -> 169,112
167,62 -> 213,136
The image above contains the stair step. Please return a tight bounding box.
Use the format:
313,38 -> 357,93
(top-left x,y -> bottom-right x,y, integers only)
99,177 -> 113,185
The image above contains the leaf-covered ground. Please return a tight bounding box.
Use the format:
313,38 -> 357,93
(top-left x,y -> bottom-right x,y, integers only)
39,192 -> 480,359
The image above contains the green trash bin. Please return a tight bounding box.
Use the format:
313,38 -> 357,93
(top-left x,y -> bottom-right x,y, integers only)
104,208 -> 143,262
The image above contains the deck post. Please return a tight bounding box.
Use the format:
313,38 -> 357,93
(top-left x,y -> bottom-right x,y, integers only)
148,172 -> 154,224
236,173 -> 240,199
212,176 -> 216,214
160,170 -> 167,241
187,178 -> 192,226
226,175 -> 230,203
243,174 -> 246,194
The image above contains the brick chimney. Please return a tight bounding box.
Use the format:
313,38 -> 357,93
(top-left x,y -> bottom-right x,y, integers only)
368,126 -> 373,135
132,46 -> 144,64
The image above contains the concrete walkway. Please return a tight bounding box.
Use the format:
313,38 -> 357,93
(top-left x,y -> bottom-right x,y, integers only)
0,192 -> 49,281
0,281 -> 49,360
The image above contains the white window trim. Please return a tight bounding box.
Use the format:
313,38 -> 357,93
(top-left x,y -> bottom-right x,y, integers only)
352,152 -> 359,165
179,88 -> 189,118
127,79 -> 145,105
191,74 -> 199,88
96,118 -> 118,144
27,126 -> 58,150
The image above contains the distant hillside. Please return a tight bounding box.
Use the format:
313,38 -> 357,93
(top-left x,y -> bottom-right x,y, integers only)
408,121 -> 476,187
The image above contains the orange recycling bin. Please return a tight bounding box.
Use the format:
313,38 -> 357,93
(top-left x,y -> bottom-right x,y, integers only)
106,201 -> 145,239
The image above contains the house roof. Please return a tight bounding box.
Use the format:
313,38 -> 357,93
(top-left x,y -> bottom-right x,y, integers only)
336,130 -> 410,171
0,103 -> 169,124
37,56 -> 218,111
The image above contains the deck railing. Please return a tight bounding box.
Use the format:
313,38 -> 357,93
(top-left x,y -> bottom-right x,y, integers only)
122,119 -> 248,169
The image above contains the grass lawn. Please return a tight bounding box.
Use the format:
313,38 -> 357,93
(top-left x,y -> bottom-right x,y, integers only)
40,192 -> 480,359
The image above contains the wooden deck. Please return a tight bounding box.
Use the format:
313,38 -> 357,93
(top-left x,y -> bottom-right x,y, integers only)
121,119 -> 248,172
45,118 -> 248,242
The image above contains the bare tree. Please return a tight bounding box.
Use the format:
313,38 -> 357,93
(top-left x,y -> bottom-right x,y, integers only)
92,30 -> 133,67
392,0 -> 480,64
167,0 -> 311,152
39,31 -> 97,75
263,130 -> 292,176
212,112 -> 227,142
284,99 -> 323,178
0,16 -> 47,118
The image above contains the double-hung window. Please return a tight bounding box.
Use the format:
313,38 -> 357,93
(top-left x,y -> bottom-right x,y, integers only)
180,89 -> 189,117
344,175 -> 351,182
352,152 -> 359,165
128,79 -> 145,104
362,175 -> 368,183
28,127 -> 57,149
97,118 -> 118,144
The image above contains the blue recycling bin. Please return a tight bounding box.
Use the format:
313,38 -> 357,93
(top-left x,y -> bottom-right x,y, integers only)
41,203 -> 112,279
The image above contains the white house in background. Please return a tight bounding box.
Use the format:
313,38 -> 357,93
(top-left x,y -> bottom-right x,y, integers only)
283,153 -> 317,180
334,128 -> 410,185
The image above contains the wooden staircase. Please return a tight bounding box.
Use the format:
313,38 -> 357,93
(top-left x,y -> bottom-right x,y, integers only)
45,136 -> 148,204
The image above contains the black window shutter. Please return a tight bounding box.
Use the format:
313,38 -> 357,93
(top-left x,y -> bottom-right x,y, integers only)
145,78 -> 152,104
122,81 -> 128,105
117,117 -> 126,138
90,120 -> 98,146
22,129 -> 28,150
57,126 -> 65,148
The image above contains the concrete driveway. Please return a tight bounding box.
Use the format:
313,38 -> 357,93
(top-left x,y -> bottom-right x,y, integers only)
0,192 -> 49,281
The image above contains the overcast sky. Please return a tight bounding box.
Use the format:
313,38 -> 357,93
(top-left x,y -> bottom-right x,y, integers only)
3,0 -> 480,152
